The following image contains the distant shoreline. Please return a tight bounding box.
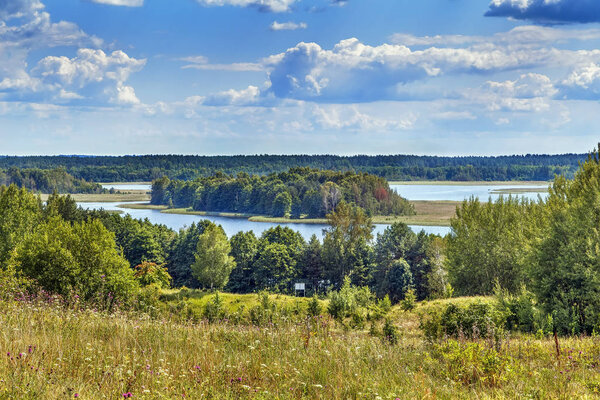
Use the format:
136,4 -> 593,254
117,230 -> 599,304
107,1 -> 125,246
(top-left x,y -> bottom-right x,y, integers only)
388,180 -> 551,186
117,200 -> 458,227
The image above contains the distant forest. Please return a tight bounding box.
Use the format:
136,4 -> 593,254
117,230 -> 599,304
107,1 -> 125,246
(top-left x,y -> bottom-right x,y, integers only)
0,153 -> 587,182
0,167 -> 103,193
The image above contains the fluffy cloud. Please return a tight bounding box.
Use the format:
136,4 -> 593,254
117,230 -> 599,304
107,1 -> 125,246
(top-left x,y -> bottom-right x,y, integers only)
0,0 -> 44,20
558,63 -> 600,99
262,37 -> 572,102
468,73 -> 557,112
485,0 -> 600,24
195,0 -> 297,13
112,85 -> 140,105
202,86 -> 261,106
0,0 -> 104,100
312,104 -> 415,131
34,49 -> 145,88
270,21 -> 307,31
90,0 -> 144,6
30,49 -> 146,105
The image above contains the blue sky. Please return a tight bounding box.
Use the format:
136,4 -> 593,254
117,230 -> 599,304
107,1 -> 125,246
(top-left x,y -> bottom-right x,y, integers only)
1,0 -> 600,155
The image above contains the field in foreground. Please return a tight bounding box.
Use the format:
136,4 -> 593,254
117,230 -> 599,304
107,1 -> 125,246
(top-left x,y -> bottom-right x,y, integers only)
2,294 -> 600,399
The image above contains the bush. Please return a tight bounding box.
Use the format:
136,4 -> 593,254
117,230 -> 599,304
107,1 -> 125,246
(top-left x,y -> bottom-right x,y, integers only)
382,318 -> 400,345
249,291 -> 277,325
134,262 -> 172,289
307,294 -> 322,317
327,277 -> 375,321
495,286 -> 552,334
433,340 -> 511,387
0,266 -> 31,300
420,301 -> 505,341
203,292 -> 225,323
400,289 -> 416,311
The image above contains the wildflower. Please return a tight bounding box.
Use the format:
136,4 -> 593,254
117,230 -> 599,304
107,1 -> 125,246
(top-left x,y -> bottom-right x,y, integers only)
122,392 -> 133,398
74,394 -> 79,398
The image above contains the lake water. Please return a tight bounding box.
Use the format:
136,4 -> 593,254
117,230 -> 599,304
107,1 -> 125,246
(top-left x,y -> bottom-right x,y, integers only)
389,183 -> 549,202
80,201 -> 451,238
88,182 -> 549,239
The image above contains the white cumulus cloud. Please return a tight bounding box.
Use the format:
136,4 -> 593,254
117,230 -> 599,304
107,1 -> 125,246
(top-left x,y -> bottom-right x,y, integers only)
195,0 -> 297,13
270,21 -> 307,31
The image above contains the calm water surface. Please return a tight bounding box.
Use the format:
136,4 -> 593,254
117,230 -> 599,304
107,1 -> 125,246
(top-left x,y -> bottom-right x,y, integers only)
88,182 -> 548,238
389,183 -> 549,202
80,201 -> 451,238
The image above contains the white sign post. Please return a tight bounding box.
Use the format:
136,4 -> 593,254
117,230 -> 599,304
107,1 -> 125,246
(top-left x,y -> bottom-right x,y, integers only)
294,282 -> 306,297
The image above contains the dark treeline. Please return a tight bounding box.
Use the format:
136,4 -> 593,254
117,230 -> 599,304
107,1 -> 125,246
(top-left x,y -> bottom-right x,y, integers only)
151,167 -> 414,218
0,153 -> 585,182
0,167 -> 103,193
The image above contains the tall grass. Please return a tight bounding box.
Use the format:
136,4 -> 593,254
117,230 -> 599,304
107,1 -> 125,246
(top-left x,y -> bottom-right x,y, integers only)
2,295 -> 600,399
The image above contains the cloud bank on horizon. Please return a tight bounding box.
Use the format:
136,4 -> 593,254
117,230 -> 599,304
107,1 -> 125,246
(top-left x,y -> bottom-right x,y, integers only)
1,0 -> 600,155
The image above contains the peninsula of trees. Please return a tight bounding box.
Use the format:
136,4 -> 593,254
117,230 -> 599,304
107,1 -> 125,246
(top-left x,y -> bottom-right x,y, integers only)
150,167 -> 415,218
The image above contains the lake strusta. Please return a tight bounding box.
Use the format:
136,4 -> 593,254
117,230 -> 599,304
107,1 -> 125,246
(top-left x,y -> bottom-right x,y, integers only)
88,183 -> 549,239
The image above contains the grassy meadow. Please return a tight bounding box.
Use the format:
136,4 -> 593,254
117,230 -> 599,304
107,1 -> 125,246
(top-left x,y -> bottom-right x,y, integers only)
2,292 -> 600,399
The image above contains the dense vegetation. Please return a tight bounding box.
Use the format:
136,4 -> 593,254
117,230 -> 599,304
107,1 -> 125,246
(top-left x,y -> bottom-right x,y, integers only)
151,168 -> 414,218
0,153 -> 585,182
4,147 -> 600,397
0,167 -> 103,193
445,146 -> 600,335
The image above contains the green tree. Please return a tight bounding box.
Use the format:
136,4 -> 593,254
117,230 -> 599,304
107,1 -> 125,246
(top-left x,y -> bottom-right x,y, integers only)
9,217 -> 138,303
226,230 -> 258,293
191,224 -> 235,290
0,185 -> 42,266
253,243 -> 296,292
531,149 -> 600,334
447,196 -> 543,296
301,234 -> 324,293
271,191 -> 292,217
134,261 -> 172,289
322,202 -> 374,287
379,259 -> 414,303
167,221 -> 214,288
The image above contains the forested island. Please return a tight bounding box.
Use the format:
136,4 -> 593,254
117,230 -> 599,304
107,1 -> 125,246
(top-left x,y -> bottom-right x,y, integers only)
150,167 -> 415,218
0,153 -> 586,182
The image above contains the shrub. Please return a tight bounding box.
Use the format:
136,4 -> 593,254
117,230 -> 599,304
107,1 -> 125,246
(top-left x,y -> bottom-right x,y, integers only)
400,289 -> 416,311
204,292 -> 225,323
420,301 -> 505,341
307,294 -> 322,317
382,318 -> 400,345
326,276 -> 375,321
433,340 -> 511,387
495,286 -> 552,334
134,262 -> 172,289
